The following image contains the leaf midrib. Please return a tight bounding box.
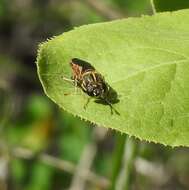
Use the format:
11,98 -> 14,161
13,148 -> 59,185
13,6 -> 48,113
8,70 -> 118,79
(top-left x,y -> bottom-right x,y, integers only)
112,59 -> 188,85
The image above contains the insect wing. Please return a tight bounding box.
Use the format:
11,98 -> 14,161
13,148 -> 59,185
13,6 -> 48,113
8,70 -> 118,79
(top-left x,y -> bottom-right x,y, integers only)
70,61 -> 83,80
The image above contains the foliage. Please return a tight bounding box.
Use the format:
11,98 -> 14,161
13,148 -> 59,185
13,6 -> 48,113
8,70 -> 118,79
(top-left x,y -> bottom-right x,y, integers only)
1,0 -> 189,190
153,0 -> 189,12
37,9 -> 189,147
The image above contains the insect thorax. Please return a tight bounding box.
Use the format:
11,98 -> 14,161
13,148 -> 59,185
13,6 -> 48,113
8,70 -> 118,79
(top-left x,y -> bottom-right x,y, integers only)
80,71 -> 108,98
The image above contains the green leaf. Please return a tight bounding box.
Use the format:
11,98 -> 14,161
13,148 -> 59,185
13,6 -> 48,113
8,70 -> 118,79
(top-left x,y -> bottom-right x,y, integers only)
37,9 -> 189,147
153,0 -> 189,12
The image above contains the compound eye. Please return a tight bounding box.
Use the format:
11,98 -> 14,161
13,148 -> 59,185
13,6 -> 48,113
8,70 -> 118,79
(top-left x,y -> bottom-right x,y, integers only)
87,85 -> 93,93
93,88 -> 100,96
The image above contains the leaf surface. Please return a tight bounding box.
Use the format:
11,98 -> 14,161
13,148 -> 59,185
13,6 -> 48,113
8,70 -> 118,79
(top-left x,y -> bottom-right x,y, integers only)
37,9 -> 189,147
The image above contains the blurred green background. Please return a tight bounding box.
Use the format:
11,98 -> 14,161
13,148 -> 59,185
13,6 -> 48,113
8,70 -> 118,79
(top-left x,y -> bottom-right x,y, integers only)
0,0 -> 189,190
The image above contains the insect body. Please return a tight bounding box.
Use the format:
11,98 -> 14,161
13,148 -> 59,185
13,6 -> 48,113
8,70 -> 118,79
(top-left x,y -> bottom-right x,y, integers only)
70,58 -> 108,100
82,70 -> 108,98
66,58 -> 119,114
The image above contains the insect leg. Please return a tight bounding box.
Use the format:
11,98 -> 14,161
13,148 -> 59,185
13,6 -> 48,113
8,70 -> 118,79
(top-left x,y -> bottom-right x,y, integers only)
84,98 -> 91,110
104,99 -> 120,115
61,76 -> 77,96
61,76 -> 74,83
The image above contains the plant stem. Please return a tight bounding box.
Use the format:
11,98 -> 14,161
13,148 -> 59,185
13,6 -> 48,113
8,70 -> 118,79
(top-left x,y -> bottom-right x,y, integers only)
122,138 -> 138,190
84,0 -> 125,20
113,137 -> 138,190
110,133 -> 127,190
150,0 -> 157,14
11,146 -> 110,189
